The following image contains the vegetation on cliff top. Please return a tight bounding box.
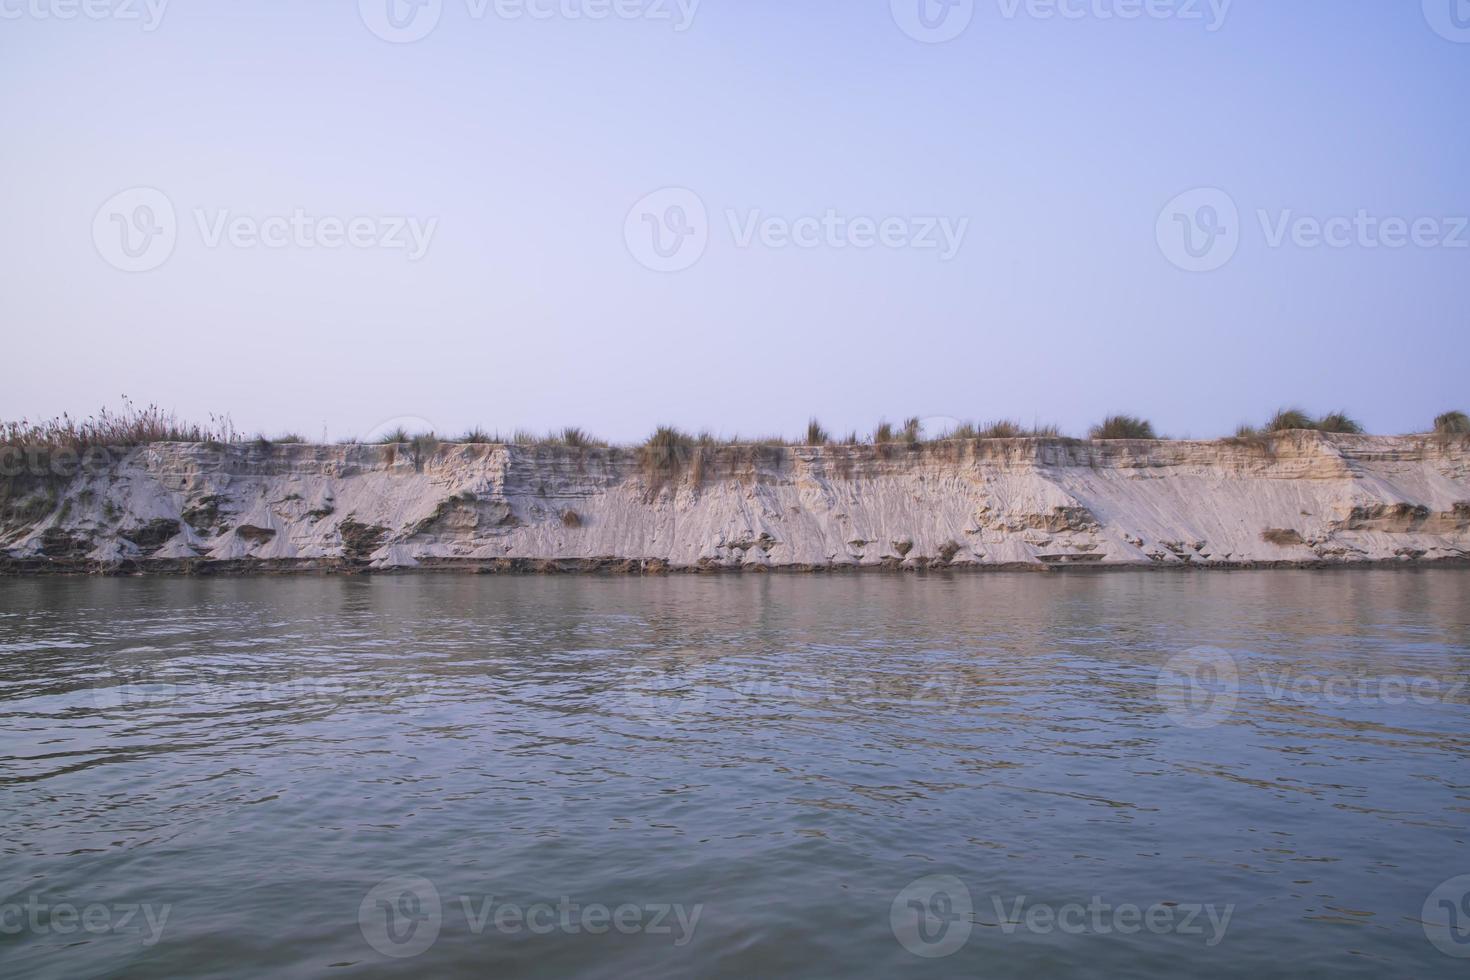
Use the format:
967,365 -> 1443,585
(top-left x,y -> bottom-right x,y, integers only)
1089,415 -> 1158,440
1232,408 -> 1368,439
5,401 -> 1468,454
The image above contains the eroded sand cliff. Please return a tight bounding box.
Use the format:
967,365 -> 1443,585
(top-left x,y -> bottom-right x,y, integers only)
3,432 -> 1469,574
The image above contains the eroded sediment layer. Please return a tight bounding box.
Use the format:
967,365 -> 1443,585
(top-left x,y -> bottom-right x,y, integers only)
3,432 -> 1469,574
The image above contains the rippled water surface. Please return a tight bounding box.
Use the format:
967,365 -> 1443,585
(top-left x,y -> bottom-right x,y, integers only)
2,571 -> 1469,978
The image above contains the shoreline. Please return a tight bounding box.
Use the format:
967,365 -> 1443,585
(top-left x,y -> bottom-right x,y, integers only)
5,555 -> 1469,578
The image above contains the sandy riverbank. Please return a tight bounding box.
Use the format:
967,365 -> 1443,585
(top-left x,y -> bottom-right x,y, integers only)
3,432 -> 1468,575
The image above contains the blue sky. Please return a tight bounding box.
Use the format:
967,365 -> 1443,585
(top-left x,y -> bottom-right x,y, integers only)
2,1 -> 1467,441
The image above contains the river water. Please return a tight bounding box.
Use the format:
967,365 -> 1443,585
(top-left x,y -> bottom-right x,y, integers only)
1,571 -> 1468,978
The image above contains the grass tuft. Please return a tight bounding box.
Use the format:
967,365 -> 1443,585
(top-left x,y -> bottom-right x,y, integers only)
1266,408 -> 1316,432
1316,411 -> 1364,435
1090,415 -> 1157,440
978,420 -> 1024,439
377,427 -> 412,444
458,427 -> 494,444
1434,410 -> 1470,435
642,426 -> 694,478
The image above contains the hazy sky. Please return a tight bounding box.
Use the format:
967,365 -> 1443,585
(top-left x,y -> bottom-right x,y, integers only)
2,1 -> 1467,442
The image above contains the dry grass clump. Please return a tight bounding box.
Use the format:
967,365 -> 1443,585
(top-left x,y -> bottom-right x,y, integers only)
805,419 -> 829,446
1266,408 -> 1317,432
1434,411 -> 1470,435
867,418 -> 924,445
1316,411 -> 1364,435
555,427 -> 604,449
1089,415 -> 1157,440
970,420 -> 1062,440
560,509 -> 583,528
642,425 -> 695,475
446,427 -> 610,448
2,398 -> 237,452
458,427 -> 494,444
376,427 -> 414,444
1256,408 -> 1364,434
979,419 -> 1025,439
